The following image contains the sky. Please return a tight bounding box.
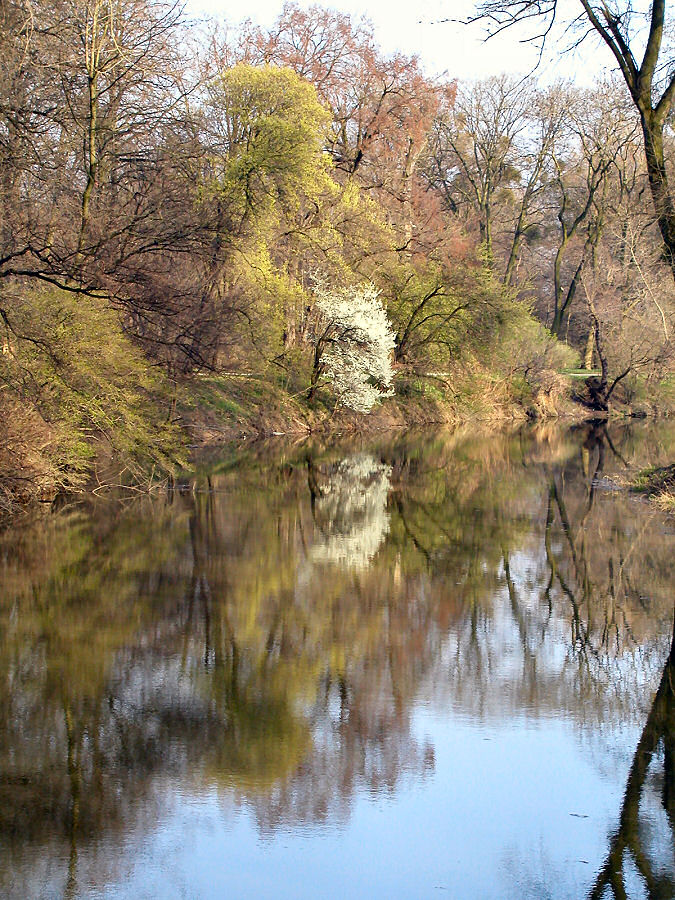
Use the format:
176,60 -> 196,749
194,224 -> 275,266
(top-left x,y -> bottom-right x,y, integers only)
186,0 -> 618,83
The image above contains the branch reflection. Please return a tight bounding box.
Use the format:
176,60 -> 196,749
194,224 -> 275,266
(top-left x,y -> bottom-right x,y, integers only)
0,420 -> 674,897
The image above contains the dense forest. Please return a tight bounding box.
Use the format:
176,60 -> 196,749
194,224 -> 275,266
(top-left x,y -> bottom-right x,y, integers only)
1,0 -> 674,516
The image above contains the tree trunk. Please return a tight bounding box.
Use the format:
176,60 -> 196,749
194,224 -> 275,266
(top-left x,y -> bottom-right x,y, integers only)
640,112 -> 675,277
552,255 -> 584,336
307,336 -> 325,401
551,236 -> 567,335
584,327 -> 594,370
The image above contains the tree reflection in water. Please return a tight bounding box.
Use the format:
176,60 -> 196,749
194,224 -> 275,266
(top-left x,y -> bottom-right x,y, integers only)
590,611 -> 675,900
307,453 -> 392,569
0,420 -> 674,897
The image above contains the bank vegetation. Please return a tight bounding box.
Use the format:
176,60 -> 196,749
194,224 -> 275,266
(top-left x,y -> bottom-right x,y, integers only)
1,0 -> 674,519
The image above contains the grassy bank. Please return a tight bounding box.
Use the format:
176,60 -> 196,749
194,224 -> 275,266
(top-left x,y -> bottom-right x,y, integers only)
181,361 -> 675,446
179,361 -> 582,445
630,465 -> 675,512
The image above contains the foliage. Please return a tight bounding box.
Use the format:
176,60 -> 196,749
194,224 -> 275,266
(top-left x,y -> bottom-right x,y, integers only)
0,395 -> 62,521
2,0 -> 675,514
498,311 -> 578,394
0,287 -> 183,498
206,64 -> 333,221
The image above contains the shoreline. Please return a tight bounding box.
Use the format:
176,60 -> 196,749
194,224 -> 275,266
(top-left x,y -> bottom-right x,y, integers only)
2,378 -> 672,529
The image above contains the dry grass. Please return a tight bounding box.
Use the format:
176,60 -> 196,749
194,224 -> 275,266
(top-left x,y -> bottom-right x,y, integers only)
631,464 -> 675,512
653,490 -> 675,511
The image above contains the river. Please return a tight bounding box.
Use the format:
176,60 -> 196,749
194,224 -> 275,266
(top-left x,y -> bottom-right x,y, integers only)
1,420 -> 674,899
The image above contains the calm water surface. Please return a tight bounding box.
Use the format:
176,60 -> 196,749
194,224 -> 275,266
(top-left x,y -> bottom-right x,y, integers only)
1,421 -> 675,899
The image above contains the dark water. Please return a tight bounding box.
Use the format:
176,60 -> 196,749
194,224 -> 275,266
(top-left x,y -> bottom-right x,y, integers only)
1,421 -> 675,899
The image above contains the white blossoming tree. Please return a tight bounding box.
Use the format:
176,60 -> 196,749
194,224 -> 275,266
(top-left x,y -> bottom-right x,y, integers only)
309,283 -> 396,413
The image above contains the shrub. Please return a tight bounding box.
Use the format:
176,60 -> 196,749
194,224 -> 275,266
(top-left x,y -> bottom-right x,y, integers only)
0,286 -> 184,505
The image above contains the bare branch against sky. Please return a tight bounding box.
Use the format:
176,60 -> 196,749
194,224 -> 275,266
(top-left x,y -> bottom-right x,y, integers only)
186,0 -> 616,80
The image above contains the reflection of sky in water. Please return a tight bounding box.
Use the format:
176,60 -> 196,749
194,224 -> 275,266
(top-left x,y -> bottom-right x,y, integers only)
425,548 -> 667,725
3,423 -> 675,898
41,715 -> 639,899
309,453 -> 392,569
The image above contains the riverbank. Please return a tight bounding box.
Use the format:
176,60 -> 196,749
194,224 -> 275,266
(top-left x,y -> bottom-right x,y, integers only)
180,366 -> 583,445
176,372 -> 675,521
2,362 -> 673,528
629,465 -> 675,512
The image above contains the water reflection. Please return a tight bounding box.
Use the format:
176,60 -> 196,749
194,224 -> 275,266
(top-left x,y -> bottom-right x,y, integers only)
308,453 -> 392,568
590,612 -> 675,900
0,421 -> 674,898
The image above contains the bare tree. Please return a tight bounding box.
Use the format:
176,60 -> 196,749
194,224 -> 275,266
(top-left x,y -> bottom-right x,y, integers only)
547,83 -> 637,334
466,0 -> 675,279
502,83 -> 569,286
425,75 -> 529,262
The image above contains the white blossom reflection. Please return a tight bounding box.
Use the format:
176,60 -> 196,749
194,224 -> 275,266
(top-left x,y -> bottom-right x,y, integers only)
309,453 -> 392,569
